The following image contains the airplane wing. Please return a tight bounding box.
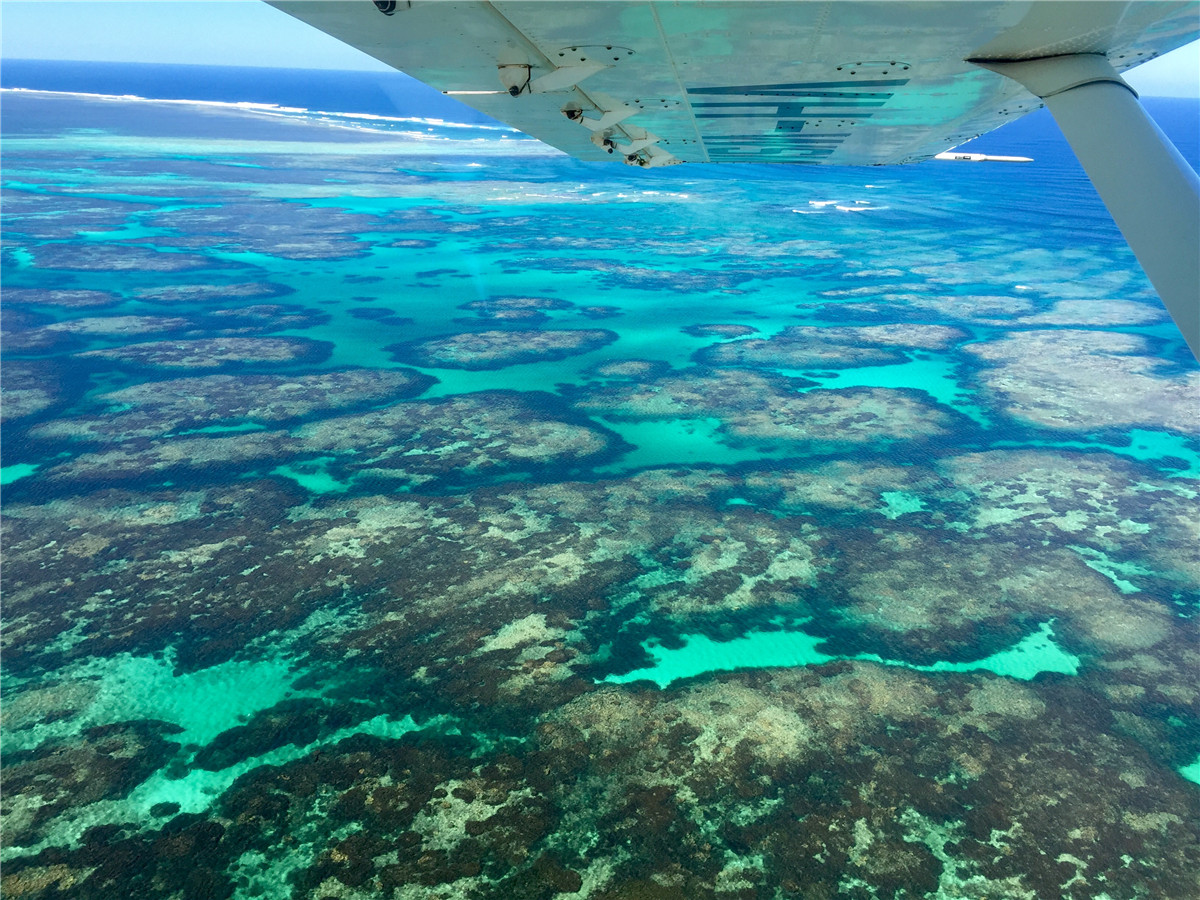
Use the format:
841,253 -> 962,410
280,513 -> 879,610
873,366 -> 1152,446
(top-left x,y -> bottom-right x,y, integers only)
266,1 -> 1199,167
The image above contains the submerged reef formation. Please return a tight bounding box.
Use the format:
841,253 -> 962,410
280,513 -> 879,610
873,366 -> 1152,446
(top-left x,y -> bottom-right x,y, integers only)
967,330 -> 1198,433
1,189 -> 155,240
570,367 -> 957,450
1,360 -> 65,422
200,303 -> 331,335
133,282 -> 294,305
1013,298 -> 1168,326
388,329 -> 618,370
458,296 -> 575,325
32,314 -> 191,337
147,199 -> 377,260
697,324 -> 966,369
682,323 -> 759,338
1,307 -> 81,354
292,391 -> 624,488
31,369 -> 434,442
76,336 -> 332,369
2,288 -> 123,309
38,431 -> 298,484
26,242 -> 233,272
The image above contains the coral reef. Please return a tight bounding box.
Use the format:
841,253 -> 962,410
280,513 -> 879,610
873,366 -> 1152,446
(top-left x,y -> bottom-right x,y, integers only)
571,367 -> 956,450
292,391 -> 624,488
459,296 -> 574,314
33,315 -> 191,337
76,336 -> 331,369
697,325 -> 966,370
683,323 -> 758,338
1,190 -> 154,240
39,430 -> 297,483
31,369 -> 433,442
1,360 -> 65,422
967,330 -> 1198,433
26,243 -> 233,272
133,281 -> 293,305
147,199 -> 377,260
201,303 -> 331,334
388,329 -> 618,370
2,288 -> 122,309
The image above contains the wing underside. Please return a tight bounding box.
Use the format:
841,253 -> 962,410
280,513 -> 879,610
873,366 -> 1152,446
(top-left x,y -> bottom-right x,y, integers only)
268,1 -> 1199,166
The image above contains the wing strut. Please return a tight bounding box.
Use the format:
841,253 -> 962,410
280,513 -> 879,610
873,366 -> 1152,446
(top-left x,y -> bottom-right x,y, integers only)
973,54 -> 1199,360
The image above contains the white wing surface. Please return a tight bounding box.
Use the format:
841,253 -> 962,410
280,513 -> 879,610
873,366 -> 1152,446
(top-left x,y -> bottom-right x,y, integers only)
266,1 -> 1198,166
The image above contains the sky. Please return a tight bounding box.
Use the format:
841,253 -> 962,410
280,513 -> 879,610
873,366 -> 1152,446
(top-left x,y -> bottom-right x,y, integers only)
2,0 -> 1198,97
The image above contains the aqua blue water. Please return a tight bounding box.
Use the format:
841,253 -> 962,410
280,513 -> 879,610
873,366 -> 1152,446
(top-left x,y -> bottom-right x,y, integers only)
602,619 -> 1080,687
2,61 -> 1197,899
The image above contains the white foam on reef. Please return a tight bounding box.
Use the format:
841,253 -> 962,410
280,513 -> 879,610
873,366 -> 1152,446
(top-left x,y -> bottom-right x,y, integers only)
0,87 -> 516,131
603,620 -> 1080,688
797,199 -> 888,213
1,87 -> 551,158
3,131 -> 549,160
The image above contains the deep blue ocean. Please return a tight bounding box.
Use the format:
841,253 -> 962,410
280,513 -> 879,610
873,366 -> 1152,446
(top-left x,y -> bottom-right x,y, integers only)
2,59 -> 1197,900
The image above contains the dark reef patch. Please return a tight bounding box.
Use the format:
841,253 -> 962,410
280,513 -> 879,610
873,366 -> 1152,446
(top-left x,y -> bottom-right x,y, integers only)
292,389 -> 628,489
132,281 -> 293,305
146,199 -> 378,260
38,430 -> 298,485
30,369 -> 433,442
695,324 -> 966,370
1,359 -> 67,422
199,302 -> 331,334
2,719 -> 183,848
1,306 -> 82,354
458,296 -> 573,313
580,305 -> 621,319
585,358 -> 672,380
2,288 -> 124,310
1,190 -> 155,241
682,323 -> 758,338
26,243 -> 234,272
387,328 -> 618,370
75,336 -> 332,370
569,366 -> 959,451
192,699 -> 376,771
347,306 -> 411,324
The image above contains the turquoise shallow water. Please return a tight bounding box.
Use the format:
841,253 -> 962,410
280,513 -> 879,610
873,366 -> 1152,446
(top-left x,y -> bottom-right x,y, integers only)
1,463 -> 40,484
1,74 -> 1198,899
603,620 -> 1080,688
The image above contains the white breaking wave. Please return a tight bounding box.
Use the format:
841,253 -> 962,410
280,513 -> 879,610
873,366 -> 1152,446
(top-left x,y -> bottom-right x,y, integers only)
0,86 -> 523,135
